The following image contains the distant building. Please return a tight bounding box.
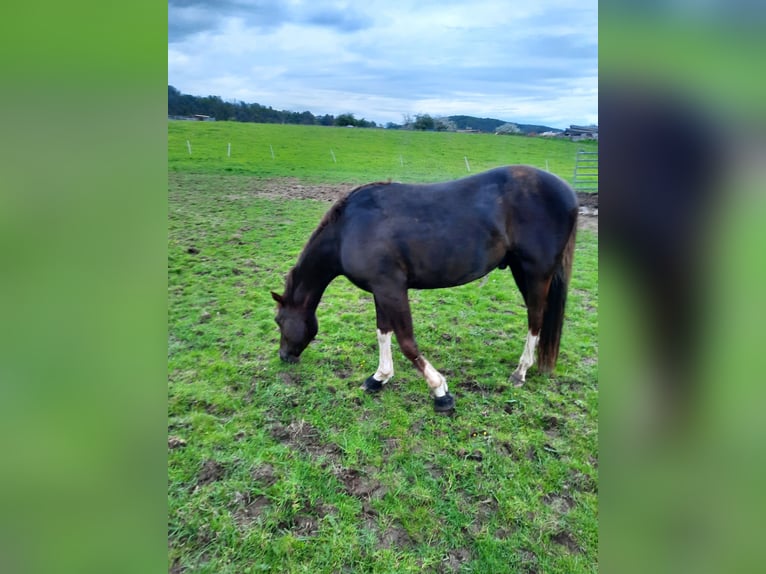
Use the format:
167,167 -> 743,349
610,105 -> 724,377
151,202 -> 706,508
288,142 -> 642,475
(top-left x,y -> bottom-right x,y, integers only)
561,125 -> 598,141
168,115 -> 216,121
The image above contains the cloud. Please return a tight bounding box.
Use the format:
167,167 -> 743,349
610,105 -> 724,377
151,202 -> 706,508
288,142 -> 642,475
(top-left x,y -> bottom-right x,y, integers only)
168,0 -> 598,127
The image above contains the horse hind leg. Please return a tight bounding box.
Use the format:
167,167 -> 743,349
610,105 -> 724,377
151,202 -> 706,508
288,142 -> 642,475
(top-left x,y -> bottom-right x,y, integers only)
510,274 -> 552,387
511,330 -> 540,387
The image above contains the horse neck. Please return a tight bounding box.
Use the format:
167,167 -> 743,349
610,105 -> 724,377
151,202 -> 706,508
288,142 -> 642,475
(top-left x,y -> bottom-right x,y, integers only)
287,229 -> 340,311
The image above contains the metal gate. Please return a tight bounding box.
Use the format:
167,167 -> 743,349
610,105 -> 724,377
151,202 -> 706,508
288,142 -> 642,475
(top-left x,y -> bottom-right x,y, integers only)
572,149 -> 598,193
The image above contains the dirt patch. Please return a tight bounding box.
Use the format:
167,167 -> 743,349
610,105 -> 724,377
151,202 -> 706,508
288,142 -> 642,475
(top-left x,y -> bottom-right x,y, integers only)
358,502 -> 415,550
468,498 -> 500,535
361,501 -> 379,531
222,177 -> 356,203
168,436 -> 187,449
410,419 -> 426,434
494,525 -> 514,540
551,530 -> 581,554
576,191 -> 598,209
250,463 -> 278,487
555,377 -> 584,393
542,492 -> 575,514
195,459 -> 226,487
462,379 -> 505,394
234,494 -> 270,527
381,437 -> 400,458
518,549 -> 539,574
336,467 -> 388,500
278,371 -> 302,387
541,415 -> 563,440
568,469 -> 598,493
223,176 -> 598,233
440,548 -> 473,573
291,513 -> 320,536
576,192 -> 598,232
541,415 -> 561,431
376,521 -> 415,550
286,500 -> 336,537
268,419 -> 342,465
578,212 -> 598,233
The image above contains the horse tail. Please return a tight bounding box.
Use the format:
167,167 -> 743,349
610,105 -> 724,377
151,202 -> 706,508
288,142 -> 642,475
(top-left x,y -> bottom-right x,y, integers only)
536,215 -> 577,372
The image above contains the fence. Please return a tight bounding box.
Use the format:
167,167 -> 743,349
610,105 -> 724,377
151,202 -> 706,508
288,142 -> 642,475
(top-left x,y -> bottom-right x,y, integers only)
572,149 -> 598,192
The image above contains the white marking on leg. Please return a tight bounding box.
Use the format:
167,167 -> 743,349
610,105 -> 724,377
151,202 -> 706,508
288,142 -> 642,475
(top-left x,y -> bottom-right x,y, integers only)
512,330 -> 539,383
373,329 -> 394,383
420,356 -> 448,398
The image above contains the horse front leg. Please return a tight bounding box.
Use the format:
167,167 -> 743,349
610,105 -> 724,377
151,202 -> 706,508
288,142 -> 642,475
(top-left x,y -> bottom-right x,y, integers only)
366,288 -> 455,412
361,329 -> 394,392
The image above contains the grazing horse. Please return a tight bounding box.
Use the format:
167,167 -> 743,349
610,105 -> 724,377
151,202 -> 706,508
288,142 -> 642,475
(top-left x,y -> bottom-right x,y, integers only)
271,166 -> 578,411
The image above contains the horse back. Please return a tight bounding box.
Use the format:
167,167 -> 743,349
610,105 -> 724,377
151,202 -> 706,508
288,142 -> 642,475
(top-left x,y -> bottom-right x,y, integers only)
335,166 -> 577,289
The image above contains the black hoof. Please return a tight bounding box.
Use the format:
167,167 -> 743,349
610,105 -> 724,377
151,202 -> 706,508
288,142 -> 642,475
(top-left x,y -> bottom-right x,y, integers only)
361,376 -> 384,393
510,372 -> 525,387
433,392 -> 455,412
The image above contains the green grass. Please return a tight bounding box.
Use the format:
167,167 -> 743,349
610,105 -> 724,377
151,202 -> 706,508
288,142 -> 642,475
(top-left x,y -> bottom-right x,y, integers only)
168,126 -> 597,573
169,120 -> 597,184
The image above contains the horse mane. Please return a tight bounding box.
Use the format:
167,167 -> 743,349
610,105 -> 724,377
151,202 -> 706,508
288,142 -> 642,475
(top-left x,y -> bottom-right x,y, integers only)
283,180 -> 393,299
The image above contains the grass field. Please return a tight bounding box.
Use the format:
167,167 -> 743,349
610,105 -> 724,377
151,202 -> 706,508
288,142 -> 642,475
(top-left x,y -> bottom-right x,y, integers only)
168,120 -> 597,184
168,122 -> 598,573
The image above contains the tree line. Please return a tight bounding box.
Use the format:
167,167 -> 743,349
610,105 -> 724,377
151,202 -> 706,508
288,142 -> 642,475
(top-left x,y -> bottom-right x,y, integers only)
168,86 -> 557,134
168,86 -> 378,128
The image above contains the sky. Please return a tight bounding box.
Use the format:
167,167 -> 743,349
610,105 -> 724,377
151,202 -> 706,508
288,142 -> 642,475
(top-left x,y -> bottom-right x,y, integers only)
168,0 -> 597,129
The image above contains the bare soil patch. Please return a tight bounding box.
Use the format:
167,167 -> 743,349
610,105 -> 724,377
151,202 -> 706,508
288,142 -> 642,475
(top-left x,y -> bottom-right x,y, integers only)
551,530 -> 581,553
542,492 -> 575,514
227,177 -> 598,232
195,459 -> 226,486
250,463 -> 278,487
440,548 -> 473,573
336,467 -> 388,500
268,419 -> 343,464
376,521 -> 416,550
233,494 -> 270,527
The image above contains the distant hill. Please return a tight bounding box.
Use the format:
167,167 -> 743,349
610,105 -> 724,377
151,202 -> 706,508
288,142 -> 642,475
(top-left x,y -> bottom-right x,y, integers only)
447,115 -> 562,134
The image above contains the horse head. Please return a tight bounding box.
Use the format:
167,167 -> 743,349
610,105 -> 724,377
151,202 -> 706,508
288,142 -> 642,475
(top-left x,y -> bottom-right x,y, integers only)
271,291 -> 318,363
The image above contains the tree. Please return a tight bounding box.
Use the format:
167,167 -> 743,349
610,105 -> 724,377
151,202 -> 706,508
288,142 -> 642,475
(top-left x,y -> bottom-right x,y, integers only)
413,114 -> 435,131
495,122 -> 522,135
334,113 -> 357,127
318,114 -> 335,126
434,117 -> 457,132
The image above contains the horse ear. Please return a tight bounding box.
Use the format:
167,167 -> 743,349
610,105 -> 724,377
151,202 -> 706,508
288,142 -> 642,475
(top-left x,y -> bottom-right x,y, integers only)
271,291 -> 284,305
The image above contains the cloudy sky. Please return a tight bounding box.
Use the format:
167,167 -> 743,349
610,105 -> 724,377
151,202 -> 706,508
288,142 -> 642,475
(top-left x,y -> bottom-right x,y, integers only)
168,0 -> 597,128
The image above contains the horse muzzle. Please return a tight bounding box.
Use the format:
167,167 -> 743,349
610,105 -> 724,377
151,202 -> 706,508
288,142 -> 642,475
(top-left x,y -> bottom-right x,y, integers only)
279,349 -> 300,364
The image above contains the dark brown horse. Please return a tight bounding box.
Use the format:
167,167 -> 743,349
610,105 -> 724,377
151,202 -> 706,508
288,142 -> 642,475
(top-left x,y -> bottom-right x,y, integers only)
271,165 -> 578,411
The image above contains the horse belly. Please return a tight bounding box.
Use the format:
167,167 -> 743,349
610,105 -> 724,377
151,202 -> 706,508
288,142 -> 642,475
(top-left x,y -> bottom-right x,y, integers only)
340,214 -> 506,289
406,237 -> 506,289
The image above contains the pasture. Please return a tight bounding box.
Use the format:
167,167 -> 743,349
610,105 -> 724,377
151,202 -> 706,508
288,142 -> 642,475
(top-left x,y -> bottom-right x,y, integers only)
168,122 -> 598,573
168,120 -> 597,184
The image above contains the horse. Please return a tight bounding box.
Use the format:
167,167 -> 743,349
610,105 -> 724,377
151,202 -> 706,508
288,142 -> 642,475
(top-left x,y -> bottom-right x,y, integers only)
271,165 -> 578,412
